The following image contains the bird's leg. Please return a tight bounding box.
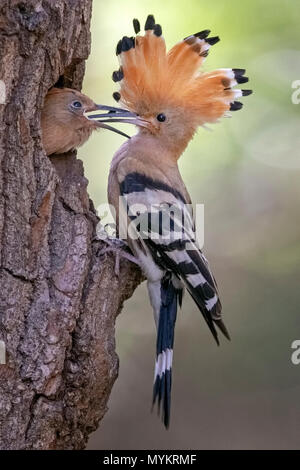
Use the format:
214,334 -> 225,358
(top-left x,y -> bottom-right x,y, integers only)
96,236 -> 139,276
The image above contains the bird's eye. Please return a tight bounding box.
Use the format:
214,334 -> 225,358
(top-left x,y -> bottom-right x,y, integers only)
72,101 -> 82,109
157,113 -> 166,122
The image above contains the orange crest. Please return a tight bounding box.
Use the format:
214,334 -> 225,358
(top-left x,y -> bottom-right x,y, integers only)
112,15 -> 252,124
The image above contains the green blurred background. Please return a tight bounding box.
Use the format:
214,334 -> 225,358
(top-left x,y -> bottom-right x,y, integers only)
81,0 -> 300,449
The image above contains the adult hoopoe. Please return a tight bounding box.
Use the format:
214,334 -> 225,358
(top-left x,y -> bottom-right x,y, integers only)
89,14 -> 252,428
41,87 -> 133,155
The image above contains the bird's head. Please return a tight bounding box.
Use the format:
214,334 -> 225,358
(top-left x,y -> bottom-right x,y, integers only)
89,15 -> 252,159
41,87 -> 136,155
42,87 -> 100,130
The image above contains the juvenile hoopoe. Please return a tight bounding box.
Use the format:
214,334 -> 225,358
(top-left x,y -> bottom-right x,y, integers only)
89,14 -> 252,428
41,87 -> 133,155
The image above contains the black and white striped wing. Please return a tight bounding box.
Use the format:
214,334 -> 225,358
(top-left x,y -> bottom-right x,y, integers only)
120,172 -> 229,345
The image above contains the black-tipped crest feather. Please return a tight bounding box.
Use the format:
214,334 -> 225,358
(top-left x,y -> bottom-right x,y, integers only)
154,24 -> 162,37
206,36 -> 220,45
112,68 -> 124,82
133,18 -> 140,34
145,14 -> 155,30
242,89 -> 253,96
230,101 -> 243,111
194,29 -> 211,39
112,91 -> 121,102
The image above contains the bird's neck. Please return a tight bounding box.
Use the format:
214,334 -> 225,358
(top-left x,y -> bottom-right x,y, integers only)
108,132 -> 192,217
111,132 -> 188,171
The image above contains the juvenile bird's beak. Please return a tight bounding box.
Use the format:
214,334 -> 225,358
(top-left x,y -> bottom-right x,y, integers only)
85,104 -> 139,139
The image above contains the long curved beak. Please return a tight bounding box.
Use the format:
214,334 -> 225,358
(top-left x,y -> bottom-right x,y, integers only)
85,104 -> 139,139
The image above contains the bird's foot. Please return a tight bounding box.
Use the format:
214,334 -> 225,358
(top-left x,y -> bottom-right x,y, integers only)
96,237 -> 139,276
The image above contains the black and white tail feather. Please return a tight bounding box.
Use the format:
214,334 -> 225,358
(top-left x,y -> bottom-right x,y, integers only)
120,171 -> 230,428
152,273 -> 182,428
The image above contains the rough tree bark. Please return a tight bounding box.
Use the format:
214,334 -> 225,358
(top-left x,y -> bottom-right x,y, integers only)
0,0 -> 142,449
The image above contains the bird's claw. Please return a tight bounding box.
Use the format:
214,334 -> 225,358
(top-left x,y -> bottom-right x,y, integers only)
96,237 -> 139,276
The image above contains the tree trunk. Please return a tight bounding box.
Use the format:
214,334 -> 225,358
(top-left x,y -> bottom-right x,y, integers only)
0,0 -> 142,450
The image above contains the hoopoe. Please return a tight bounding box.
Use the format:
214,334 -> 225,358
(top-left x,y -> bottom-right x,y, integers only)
41,87 -> 133,155
89,14 -> 252,428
